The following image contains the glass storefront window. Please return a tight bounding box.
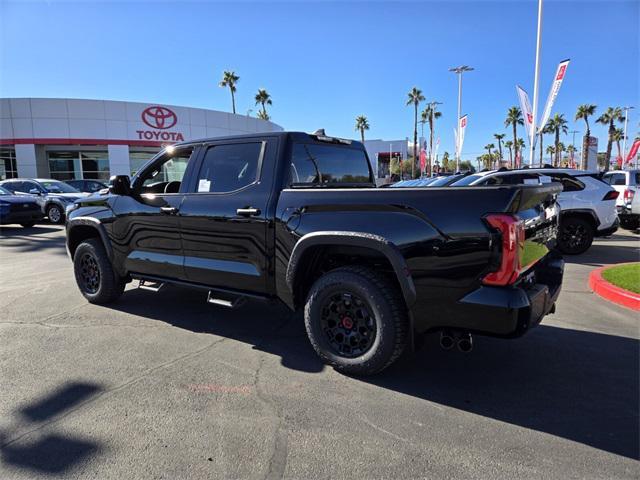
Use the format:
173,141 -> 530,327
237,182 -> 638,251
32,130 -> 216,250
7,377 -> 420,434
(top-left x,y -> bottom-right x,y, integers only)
0,147 -> 18,179
130,151 -> 157,176
48,150 -> 108,180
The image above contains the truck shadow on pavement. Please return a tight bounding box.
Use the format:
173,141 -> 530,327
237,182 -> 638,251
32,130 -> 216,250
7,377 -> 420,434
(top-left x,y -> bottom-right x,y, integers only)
0,382 -> 104,475
372,326 -> 640,460
109,286 -> 639,460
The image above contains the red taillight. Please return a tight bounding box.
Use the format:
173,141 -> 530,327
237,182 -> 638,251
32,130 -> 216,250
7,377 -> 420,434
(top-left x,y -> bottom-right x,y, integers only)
602,190 -> 620,201
482,214 -> 525,286
623,189 -> 635,202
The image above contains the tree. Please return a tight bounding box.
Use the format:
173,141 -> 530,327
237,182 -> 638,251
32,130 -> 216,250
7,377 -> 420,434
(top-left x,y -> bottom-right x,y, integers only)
505,107 -> 524,167
219,70 -> 240,114
354,115 -> 370,144
254,88 -> 272,118
485,143 -> 494,156
538,123 -> 553,167
406,87 -> 425,178
575,104 -> 597,169
612,127 -> 625,166
423,103 -> 442,176
256,110 -> 270,121
596,106 -> 625,171
556,142 -> 566,166
459,160 -> 475,173
442,151 -> 450,172
566,144 -> 577,166
493,133 -> 505,162
504,140 -> 514,166
546,145 -> 555,163
547,113 -> 568,166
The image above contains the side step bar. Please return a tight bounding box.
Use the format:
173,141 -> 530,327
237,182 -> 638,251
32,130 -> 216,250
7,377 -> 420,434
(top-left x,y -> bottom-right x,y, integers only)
138,279 -> 165,292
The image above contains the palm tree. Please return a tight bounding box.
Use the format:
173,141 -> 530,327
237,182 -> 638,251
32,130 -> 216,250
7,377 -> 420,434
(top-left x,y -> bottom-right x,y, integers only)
612,127 -> 625,166
556,142 -> 566,166
505,107 -> 524,167
575,104 -> 597,169
596,107 -> 625,171
406,87 -> 425,177
256,110 -> 270,121
547,113 -> 568,166
423,103 -> 442,176
504,140 -> 513,166
493,133 -> 505,162
566,144 -> 577,167
219,70 -> 240,114
516,138 -> 526,166
546,145 -> 555,163
254,89 -> 272,118
354,115 -> 370,144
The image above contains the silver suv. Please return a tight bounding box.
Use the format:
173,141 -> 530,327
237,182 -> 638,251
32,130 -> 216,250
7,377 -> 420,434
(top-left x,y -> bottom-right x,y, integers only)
0,178 -> 87,224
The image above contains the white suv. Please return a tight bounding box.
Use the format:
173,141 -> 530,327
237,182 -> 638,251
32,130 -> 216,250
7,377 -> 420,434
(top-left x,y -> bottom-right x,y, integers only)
602,169 -> 639,230
451,168 -> 619,254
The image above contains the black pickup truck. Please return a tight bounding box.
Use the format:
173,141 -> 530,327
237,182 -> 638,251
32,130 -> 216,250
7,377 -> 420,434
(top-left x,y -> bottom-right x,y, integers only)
66,131 -> 564,375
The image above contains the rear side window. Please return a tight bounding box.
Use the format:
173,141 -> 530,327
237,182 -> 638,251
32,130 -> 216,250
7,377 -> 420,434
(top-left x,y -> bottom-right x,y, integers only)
289,143 -> 372,186
548,175 -> 584,192
196,142 -> 263,193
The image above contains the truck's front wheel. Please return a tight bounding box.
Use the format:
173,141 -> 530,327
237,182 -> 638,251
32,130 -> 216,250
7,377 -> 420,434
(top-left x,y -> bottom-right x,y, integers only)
73,238 -> 125,304
304,266 -> 408,375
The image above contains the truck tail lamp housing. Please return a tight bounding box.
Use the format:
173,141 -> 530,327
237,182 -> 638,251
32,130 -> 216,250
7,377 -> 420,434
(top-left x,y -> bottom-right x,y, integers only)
483,214 -> 525,286
623,188 -> 634,203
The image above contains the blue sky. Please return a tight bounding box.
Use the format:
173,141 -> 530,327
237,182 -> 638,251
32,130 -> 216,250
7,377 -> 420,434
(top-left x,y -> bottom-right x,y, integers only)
1,0 -> 638,160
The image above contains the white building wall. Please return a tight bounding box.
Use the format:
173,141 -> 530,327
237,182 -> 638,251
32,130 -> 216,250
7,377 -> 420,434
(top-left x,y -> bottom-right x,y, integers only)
107,145 -> 131,176
15,144 -> 37,177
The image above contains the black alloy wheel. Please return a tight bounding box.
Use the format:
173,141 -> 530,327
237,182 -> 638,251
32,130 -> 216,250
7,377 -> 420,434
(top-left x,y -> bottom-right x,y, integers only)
79,252 -> 101,294
557,217 -> 594,255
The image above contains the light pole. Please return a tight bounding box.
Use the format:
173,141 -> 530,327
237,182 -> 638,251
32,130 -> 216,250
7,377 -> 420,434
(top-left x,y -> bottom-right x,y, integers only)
622,106 -> 635,168
529,0 -> 544,166
449,65 -> 474,172
569,130 -> 579,168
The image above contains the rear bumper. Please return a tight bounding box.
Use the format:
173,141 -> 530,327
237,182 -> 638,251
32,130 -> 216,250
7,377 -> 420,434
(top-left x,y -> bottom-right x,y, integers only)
454,254 -> 564,338
596,217 -> 619,237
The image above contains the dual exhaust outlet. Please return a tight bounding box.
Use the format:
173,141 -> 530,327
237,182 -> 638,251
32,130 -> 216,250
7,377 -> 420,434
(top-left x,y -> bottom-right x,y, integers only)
439,330 -> 473,353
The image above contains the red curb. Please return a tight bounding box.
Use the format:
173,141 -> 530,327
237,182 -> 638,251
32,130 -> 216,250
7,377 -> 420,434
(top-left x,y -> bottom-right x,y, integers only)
588,264 -> 640,311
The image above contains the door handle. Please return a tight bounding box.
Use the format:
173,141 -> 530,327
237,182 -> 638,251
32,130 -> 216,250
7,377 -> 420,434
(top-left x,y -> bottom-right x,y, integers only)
160,206 -> 179,215
236,207 -> 261,217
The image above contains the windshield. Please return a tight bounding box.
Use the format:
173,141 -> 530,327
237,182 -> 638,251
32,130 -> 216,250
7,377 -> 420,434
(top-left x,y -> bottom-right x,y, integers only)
39,180 -> 80,193
450,174 -> 485,186
0,186 -> 10,195
429,175 -> 461,187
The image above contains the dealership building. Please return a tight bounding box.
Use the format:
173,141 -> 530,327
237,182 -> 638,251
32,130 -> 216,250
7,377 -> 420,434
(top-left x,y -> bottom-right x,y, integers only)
0,98 -> 283,181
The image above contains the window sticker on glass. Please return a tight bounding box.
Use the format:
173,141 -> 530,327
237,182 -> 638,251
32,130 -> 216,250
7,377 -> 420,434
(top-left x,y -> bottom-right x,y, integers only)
198,179 -> 211,192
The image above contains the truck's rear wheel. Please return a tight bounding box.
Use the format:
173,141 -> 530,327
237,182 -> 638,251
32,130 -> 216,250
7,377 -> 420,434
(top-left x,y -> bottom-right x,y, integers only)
557,217 -> 594,255
304,266 -> 408,375
73,238 -> 125,304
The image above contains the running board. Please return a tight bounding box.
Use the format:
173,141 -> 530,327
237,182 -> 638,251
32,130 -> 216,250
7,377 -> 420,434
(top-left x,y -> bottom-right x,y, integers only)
138,279 -> 165,293
207,291 -> 245,309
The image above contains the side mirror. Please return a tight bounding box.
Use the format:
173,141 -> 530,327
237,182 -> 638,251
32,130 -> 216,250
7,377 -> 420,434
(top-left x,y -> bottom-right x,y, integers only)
29,188 -> 41,195
109,175 -> 131,196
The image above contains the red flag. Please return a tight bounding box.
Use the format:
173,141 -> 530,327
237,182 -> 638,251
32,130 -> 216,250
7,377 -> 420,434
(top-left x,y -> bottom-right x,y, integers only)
626,139 -> 640,163
419,148 -> 427,172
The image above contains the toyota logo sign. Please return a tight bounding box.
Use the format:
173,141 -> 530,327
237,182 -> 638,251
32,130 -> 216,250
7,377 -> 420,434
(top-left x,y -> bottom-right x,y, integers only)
141,106 -> 177,130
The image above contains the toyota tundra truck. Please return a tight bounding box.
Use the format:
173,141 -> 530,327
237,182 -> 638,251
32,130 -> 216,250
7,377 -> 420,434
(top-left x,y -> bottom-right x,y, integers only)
65,131 -> 564,375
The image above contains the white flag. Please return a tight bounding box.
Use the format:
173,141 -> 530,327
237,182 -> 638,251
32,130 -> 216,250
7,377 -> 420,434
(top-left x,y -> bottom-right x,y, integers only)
458,115 -> 468,156
516,85 -> 534,146
538,59 -> 570,133
453,128 -> 459,158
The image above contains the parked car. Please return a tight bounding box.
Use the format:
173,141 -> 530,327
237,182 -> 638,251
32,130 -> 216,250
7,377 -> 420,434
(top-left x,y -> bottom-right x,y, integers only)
602,169 -> 639,229
0,185 -> 44,227
451,168 -> 619,254
64,179 -> 108,194
426,173 -> 469,187
0,178 -> 87,224
65,131 -> 563,375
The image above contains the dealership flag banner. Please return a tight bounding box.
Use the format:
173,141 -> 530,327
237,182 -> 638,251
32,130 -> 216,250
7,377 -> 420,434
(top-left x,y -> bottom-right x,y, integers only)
458,115 -> 468,157
516,85 -> 535,146
538,59 -> 570,133
626,139 -> 640,163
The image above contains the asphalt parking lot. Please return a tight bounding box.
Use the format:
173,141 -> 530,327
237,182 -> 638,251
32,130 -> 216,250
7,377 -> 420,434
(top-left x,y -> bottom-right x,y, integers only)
0,225 -> 638,479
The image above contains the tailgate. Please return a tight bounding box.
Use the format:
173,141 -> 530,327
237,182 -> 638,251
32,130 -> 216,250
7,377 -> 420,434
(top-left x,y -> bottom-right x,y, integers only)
506,183 -> 562,271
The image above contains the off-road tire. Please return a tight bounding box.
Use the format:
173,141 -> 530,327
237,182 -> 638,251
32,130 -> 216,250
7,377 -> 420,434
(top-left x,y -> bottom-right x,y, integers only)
46,204 -> 64,224
73,238 -> 125,304
557,217 -> 594,255
304,266 -> 408,375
